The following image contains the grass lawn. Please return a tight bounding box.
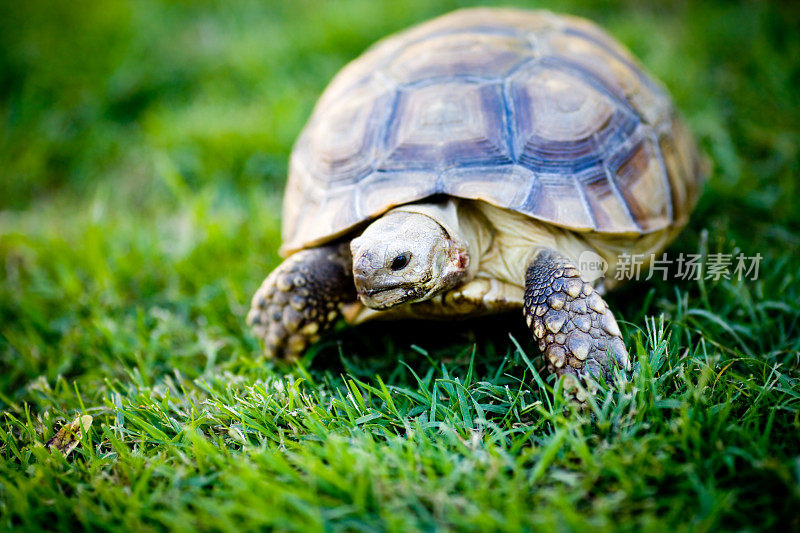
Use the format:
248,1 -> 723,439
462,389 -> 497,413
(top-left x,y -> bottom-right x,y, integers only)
1,0 -> 799,530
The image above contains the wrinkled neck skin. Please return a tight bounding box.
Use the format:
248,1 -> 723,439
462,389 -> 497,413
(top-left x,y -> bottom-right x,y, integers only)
349,200 -> 486,310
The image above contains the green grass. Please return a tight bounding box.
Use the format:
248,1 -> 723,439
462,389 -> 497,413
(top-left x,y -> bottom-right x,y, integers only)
1,0 -> 799,530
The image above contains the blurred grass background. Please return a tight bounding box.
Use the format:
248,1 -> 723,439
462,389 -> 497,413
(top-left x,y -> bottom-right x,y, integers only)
1,0 -> 799,530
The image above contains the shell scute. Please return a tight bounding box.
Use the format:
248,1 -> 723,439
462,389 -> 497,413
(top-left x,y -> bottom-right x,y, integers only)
303,78 -> 394,182
577,166 -> 639,232
520,174 -> 595,230
544,28 -> 670,127
608,133 -> 672,231
508,63 -> 639,173
381,82 -> 511,171
441,165 -> 532,210
356,170 -> 436,220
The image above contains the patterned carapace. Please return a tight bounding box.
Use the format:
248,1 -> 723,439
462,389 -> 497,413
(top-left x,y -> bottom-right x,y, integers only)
280,9 -> 703,255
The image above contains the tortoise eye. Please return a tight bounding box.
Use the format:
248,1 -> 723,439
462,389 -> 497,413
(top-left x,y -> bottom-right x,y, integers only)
390,253 -> 410,271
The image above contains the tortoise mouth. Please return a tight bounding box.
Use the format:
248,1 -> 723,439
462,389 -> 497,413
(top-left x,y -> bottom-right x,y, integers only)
357,278 -> 434,310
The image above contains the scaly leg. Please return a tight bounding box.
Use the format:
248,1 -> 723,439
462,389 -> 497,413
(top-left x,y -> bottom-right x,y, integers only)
523,249 -> 630,401
247,243 -> 356,360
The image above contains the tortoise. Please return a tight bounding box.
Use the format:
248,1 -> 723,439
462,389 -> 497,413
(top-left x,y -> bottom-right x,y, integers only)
247,8 -> 703,393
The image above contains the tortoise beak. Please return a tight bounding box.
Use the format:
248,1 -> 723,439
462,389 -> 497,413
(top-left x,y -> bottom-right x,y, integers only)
353,264 -> 431,310
356,283 -> 429,310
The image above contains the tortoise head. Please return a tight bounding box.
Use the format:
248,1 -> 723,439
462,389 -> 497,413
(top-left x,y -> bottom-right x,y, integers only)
350,211 -> 469,310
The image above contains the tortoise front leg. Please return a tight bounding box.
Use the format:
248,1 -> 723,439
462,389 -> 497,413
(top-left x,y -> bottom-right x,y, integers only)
523,249 -> 630,399
247,243 -> 356,360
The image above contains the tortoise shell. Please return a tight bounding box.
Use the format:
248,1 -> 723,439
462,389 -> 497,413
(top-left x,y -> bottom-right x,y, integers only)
280,8 -> 703,255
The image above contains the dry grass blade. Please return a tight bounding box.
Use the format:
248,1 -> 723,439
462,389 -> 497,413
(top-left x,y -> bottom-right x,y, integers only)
45,415 -> 93,457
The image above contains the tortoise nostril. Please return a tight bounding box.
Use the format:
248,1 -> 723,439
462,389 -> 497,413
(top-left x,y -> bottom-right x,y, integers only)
390,253 -> 410,271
